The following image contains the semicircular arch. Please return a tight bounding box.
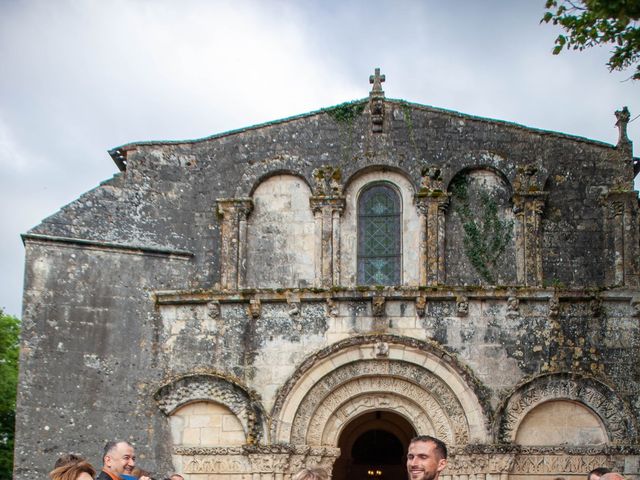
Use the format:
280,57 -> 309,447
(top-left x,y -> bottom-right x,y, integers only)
154,373 -> 267,444
496,372 -> 638,444
271,335 -> 491,446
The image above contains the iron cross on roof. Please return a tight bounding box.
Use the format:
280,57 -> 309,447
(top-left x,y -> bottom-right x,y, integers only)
369,68 -> 385,94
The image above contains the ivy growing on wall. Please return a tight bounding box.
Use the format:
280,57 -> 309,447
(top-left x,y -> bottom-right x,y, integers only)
326,101 -> 365,161
450,175 -> 513,284
326,101 -> 366,124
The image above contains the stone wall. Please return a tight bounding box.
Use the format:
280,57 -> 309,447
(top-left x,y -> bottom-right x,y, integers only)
16,91 -> 640,479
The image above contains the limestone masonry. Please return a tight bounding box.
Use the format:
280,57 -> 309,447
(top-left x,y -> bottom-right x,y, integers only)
16,71 -> 640,480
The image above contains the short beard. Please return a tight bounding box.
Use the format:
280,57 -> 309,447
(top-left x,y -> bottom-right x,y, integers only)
408,470 -> 439,480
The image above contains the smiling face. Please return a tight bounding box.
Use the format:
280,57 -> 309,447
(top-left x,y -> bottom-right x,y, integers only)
406,440 -> 447,480
104,442 -> 136,475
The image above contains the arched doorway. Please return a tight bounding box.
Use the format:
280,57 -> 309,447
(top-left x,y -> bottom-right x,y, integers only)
333,411 -> 416,480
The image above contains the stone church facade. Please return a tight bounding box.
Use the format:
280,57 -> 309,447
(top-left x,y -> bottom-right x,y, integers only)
15,71 -> 640,480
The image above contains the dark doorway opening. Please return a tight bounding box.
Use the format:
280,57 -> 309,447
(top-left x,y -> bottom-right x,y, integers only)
333,411 -> 416,480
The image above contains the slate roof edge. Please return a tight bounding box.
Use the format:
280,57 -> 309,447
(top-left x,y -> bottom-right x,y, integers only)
108,97 -> 628,171
22,233 -> 194,258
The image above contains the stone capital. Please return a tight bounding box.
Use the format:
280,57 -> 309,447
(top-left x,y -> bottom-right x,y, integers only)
216,197 -> 254,218
309,195 -> 346,215
414,191 -> 450,215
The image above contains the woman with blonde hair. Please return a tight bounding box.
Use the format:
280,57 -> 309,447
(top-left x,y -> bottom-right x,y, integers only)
49,459 -> 96,480
292,467 -> 329,480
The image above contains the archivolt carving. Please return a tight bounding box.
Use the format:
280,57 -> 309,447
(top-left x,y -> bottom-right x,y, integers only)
497,373 -> 638,444
272,335 -> 492,444
314,391 -> 437,443
154,373 -> 265,444
290,359 -> 470,446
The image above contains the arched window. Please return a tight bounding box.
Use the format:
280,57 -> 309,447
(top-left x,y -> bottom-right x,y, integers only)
357,183 -> 402,285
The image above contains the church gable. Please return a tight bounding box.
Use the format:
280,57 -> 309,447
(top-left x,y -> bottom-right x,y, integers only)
16,70 -> 640,480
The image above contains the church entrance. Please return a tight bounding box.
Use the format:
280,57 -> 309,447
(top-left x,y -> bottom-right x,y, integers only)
332,410 -> 416,480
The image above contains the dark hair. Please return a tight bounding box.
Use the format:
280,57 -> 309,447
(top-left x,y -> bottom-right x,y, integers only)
54,453 -> 84,469
102,440 -> 133,461
589,468 -> 612,480
410,435 -> 448,459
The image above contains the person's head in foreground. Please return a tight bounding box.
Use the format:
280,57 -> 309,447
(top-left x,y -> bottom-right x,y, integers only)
406,435 -> 448,480
600,473 -> 625,480
102,440 -> 136,477
588,467 -> 612,480
292,467 -> 329,480
49,460 -> 96,480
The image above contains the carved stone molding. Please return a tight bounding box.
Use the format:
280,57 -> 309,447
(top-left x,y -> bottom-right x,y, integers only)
497,372 -> 638,444
289,359 -> 470,446
154,373 -> 265,444
271,334 -> 492,445
175,444 -> 340,475
510,453 -> 611,475
446,453 -> 515,475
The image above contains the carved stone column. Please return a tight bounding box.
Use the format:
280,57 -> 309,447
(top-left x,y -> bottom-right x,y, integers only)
602,191 -> 640,286
415,192 -> 450,286
310,195 -> 346,287
216,198 -> 253,290
512,192 -> 547,286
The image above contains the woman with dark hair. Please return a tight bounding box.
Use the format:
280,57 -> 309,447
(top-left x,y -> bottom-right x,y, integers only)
49,459 -> 96,480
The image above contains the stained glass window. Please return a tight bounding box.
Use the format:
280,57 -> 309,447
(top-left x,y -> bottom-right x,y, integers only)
357,183 -> 401,285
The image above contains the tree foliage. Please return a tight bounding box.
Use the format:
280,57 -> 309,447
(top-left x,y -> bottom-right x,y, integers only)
542,0 -> 640,80
0,309 -> 20,479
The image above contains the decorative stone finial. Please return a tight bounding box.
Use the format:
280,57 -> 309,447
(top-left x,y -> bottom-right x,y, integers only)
369,67 -> 386,94
369,68 -> 385,133
615,106 -> 631,149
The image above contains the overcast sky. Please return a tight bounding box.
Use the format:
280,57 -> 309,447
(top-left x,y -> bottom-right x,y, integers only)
1,0 -> 638,317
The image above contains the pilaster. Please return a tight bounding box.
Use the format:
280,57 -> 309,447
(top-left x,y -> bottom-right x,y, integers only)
216,198 -> 253,290
415,191 -> 450,285
310,195 -> 346,287
602,190 -> 640,286
512,191 -> 547,286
